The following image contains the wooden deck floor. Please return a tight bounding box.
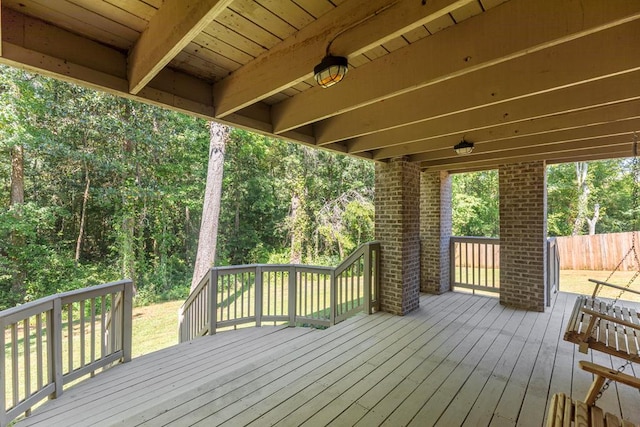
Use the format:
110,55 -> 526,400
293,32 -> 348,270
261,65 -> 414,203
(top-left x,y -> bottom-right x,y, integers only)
17,291 -> 640,426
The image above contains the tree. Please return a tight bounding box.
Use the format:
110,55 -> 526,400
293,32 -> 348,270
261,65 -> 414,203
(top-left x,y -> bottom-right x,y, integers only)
190,122 -> 229,291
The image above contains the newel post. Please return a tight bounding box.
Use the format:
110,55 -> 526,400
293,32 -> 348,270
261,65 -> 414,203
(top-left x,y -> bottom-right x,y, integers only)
122,280 -> 133,363
329,269 -> 336,325
255,266 -> 263,327
288,266 -> 296,325
51,298 -> 63,398
209,268 -> 218,335
363,244 -> 372,314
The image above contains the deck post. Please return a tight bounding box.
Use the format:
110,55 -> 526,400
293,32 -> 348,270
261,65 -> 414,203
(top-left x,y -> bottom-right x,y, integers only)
121,280 -> 133,363
330,270 -> 336,325
51,298 -> 63,398
209,268 -> 218,335
364,244 -> 372,314
288,266 -> 296,326
255,266 -> 262,327
0,318 -> 6,426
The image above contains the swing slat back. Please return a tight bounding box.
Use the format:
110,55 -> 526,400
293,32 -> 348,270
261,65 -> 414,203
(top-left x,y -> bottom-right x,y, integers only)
564,292 -> 640,361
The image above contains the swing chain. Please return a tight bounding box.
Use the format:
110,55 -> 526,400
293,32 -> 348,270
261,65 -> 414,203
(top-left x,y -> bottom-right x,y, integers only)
598,133 -> 640,307
594,360 -> 634,402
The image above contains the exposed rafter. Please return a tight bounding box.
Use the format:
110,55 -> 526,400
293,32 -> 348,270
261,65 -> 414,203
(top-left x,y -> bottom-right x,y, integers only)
314,20 -> 640,146
127,0 -> 233,94
348,70 -> 640,157
272,0 -> 640,135
211,0 -> 472,118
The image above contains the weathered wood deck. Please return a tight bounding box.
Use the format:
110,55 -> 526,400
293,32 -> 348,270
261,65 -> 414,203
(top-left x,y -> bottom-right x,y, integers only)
17,291 -> 640,426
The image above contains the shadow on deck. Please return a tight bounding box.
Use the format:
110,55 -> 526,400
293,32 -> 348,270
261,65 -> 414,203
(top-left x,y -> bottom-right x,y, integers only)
17,292 -> 640,426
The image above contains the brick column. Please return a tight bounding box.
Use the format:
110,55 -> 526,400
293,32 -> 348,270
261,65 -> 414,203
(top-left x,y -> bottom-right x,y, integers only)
499,161 -> 547,311
420,171 -> 452,294
375,158 -> 421,315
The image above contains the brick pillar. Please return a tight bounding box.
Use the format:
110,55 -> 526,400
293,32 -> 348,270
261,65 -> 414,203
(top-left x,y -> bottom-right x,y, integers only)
420,171 -> 452,294
375,158 -> 421,315
499,161 -> 547,311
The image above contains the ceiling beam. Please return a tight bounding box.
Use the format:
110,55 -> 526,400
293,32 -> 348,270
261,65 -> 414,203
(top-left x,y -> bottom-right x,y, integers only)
420,141 -> 634,171
127,0 -> 233,94
374,101 -> 640,160
0,7 -> 315,146
314,21 -> 640,146
410,118 -> 640,163
348,70 -> 640,158
211,0 -> 471,118
272,0 -> 640,134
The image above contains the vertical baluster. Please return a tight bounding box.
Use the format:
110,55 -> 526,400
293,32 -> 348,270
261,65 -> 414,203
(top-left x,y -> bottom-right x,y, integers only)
493,244 -> 497,288
24,318 -> 31,405
0,320 -> 7,422
90,298 -> 96,374
110,294 -> 116,356
266,271 -> 271,317
101,296 -> 106,359
67,303 -> 73,373
80,300 -> 85,368
36,314 -> 43,390
485,243 -> 488,288
11,323 -> 19,408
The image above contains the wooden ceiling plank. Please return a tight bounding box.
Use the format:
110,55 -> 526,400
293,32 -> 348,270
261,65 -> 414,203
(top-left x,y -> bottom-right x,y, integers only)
127,0 -> 233,94
2,0 -> 137,49
203,21 -> 266,58
193,32 -> 255,65
317,20 -> 640,146
271,0 -> 640,134
68,0 -> 149,31
255,0 -> 315,30
450,1 -> 483,23
0,7 -> 315,149
374,100 -> 640,160
402,25 -> 429,43
408,118 -> 640,163
229,0 -> 297,40
212,0 -> 473,118
290,0 -> 333,19
103,0 -> 157,20
351,70 -> 640,158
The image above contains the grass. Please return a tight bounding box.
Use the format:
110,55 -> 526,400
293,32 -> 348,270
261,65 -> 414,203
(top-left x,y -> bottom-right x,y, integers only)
131,300 -> 183,357
558,269 -> 640,303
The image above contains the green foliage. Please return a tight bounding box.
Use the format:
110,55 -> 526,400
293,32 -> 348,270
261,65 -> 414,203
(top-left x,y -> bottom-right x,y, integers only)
452,170 -> 499,237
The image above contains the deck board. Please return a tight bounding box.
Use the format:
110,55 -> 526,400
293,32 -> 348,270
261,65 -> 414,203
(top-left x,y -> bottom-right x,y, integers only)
16,292 -> 640,427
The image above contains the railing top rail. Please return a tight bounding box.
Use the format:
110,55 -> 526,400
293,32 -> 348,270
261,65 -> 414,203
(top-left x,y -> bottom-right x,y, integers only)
0,279 -> 132,321
335,241 -> 378,277
450,236 -> 499,244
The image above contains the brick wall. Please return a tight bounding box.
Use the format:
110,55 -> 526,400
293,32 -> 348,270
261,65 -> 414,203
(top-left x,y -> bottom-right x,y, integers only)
420,171 -> 452,293
375,158 -> 421,315
499,161 -> 547,312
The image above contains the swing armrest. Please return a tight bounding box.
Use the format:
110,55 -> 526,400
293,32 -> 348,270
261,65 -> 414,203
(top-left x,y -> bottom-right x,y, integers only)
581,307 -> 640,331
588,279 -> 640,298
580,361 -> 640,391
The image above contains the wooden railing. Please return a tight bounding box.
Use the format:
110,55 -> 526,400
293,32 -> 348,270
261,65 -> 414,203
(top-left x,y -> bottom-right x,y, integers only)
0,279 -> 133,426
450,236 -> 500,294
179,242 -> 380,342
451,236 -> 561,305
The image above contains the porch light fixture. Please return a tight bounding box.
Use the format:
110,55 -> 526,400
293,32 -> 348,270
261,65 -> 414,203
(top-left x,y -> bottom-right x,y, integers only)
314,55 -> 348,88
453,139 -> 474,155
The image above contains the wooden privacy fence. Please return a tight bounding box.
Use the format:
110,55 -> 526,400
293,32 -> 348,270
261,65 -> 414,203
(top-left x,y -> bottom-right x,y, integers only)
555,231 -> 640,271
0,279 -> 133,427
179,242 -> 380,342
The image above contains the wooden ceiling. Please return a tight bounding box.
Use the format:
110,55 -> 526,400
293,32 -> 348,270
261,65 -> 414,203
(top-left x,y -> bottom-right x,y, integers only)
0,0 -> 639,171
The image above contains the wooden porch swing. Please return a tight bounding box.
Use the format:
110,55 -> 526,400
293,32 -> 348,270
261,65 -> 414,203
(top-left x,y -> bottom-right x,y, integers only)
563,137 -> 640,362
554,137 -> 640,427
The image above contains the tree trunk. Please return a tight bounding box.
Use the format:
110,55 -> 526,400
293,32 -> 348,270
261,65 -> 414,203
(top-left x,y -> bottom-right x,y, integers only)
289,192 -> 303,264
572,162 -> 589,235
586,203 -> 600,235
191,121 -> 229,292
10,145 -> 24,206
75,163 -> 90,265
10,144 -> 25,296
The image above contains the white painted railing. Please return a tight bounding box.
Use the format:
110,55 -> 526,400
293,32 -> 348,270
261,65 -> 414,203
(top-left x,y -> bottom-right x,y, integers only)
179,242 -> 380,342
450,236 -> 500,294
451,236 -> 561,304
0,279 -> 133,426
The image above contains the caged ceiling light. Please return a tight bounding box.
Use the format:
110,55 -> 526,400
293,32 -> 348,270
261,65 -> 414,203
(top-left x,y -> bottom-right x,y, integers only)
313,55 -> 349,88
453,139 -> 474,155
